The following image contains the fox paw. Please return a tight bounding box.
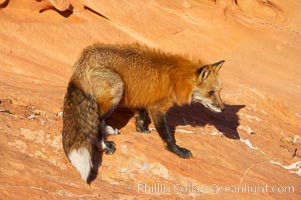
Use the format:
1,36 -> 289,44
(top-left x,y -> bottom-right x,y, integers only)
103,141 -> 116,155
105,125 -> 119,135
177,147 -> 192,158
100,121 -> 119,135
136,126 -> 150,134
169,145 -> 192,159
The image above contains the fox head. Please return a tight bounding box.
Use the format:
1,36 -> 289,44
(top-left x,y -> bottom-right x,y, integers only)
192,60 -> 225,113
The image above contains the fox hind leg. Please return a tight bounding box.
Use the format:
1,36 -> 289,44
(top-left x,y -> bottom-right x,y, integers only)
96,136 -> 116,155
91,69 -> 124,155
100,120 -> 119,135
95,120 -> 117,154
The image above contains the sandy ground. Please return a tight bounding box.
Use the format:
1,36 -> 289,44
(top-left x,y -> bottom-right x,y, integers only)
0,0 -> 300,199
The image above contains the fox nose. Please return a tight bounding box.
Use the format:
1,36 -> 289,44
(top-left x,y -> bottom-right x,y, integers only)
221,105 -> 225,111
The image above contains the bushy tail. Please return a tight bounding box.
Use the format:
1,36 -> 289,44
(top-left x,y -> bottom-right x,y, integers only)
68,147 -> 92,181
62,81 -> 100,182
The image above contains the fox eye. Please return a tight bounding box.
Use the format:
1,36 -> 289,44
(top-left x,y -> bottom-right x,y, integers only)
208,91 -> 215,96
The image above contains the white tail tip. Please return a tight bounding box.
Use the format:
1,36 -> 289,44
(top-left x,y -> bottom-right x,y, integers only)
68,147 -> 92,182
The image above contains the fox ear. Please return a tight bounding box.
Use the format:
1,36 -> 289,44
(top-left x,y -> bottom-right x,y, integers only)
197,65 -> 210,80
212,60 -> 225,72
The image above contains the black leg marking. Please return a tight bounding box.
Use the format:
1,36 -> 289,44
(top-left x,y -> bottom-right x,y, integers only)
149,109 -> 192,159
103,141 -> 116,155
96,138 -> 116,155
135,108 -> 150,134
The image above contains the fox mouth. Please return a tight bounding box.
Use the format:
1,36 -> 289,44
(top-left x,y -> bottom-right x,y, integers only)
203,103 -> 222,113
193,99 -> 222,113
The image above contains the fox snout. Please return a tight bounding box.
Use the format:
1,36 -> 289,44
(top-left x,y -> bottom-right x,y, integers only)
204,100 -> 225,113
220,104 -> 225,111
192,90 -> 225,113
213,91 -> 225,112
211,101 -> 225,113
207,91 -> 225,113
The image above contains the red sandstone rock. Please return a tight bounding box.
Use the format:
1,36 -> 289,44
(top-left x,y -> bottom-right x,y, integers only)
0,0 -> 300,199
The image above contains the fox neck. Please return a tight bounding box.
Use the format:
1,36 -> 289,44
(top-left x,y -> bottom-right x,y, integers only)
173,70 -> 196,106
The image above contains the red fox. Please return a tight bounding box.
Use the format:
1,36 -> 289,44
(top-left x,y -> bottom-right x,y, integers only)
62,43 -> 225,182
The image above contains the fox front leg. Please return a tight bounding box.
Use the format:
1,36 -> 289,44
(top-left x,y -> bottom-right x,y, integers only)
134,108 -> 150,134
148,106 -> 192,159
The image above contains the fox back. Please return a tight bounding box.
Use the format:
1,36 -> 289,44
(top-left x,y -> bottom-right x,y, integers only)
75,43 -> 224,110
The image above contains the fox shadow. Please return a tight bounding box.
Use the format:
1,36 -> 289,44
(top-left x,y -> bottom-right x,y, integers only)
167,104 -> 245,139
88,103 -> 244,184
108,103 -> 245,139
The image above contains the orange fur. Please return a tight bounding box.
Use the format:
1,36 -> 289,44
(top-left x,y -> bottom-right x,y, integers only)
77,43 -> 203,109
